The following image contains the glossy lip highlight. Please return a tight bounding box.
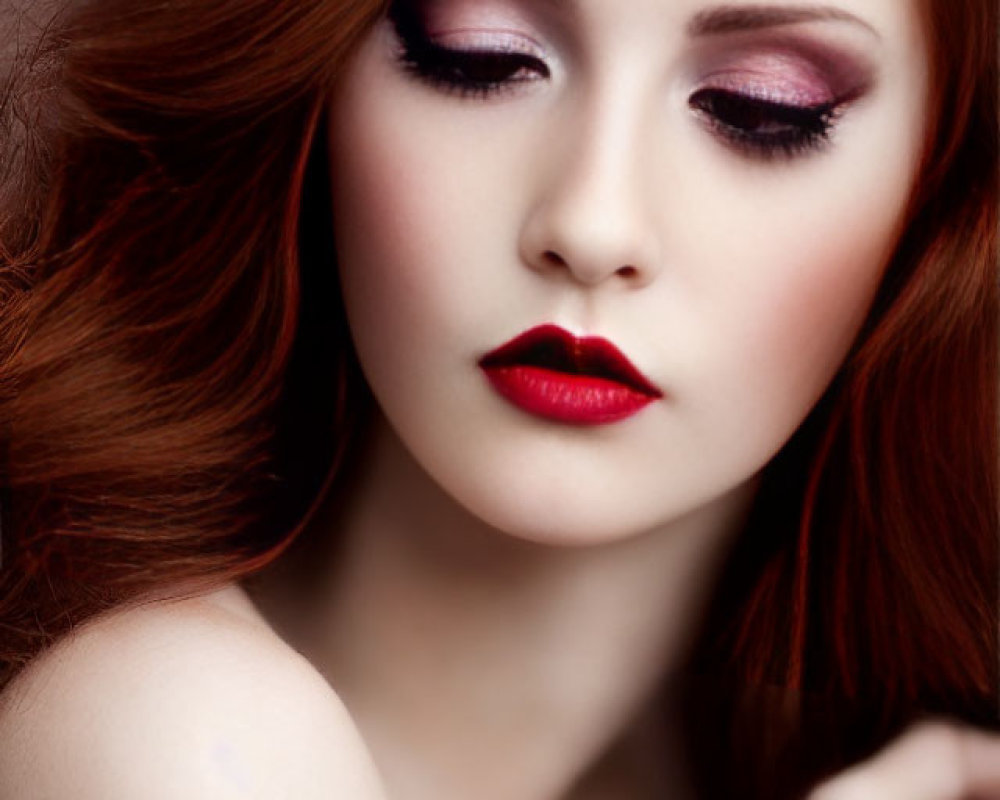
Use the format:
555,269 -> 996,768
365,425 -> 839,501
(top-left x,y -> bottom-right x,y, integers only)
478,324 -> 663,425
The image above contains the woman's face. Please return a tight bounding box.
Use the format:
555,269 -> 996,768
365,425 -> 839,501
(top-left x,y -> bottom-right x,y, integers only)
326,0 -> 928,545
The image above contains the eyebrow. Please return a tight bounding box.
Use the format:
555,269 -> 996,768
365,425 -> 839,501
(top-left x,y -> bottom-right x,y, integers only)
686,4 -> 881,40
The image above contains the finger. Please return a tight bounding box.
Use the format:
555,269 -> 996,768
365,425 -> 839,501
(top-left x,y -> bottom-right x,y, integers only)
807,722 -> 1000,800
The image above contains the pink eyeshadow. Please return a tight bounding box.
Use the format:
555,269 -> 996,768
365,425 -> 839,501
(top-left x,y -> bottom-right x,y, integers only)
420,0 -> 532,39
700,51 -> 838,106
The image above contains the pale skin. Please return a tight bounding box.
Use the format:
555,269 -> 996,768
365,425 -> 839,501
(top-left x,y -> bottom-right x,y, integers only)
0,1 -> 998,798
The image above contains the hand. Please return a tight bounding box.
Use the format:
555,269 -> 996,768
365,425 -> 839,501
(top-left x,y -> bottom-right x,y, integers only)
806,721 -> 1000,800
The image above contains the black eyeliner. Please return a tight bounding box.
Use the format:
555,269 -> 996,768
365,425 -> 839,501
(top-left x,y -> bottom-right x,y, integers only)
689,89 -> 841,160
385,0 -> 847,162
387,0 -> 548,99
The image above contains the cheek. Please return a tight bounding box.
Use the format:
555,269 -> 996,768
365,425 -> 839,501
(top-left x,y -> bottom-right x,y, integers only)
328,108 -> 456,383
321,20 -> 928,544
673,160 -> 913,460
726,207 -> 892,370
327,90 -> 505,374
723,232 -> 879,429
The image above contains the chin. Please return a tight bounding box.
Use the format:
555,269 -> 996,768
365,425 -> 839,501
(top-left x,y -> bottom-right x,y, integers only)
423,456 -> 708,550
372,395 -> 762,551
473,502 -> 653,548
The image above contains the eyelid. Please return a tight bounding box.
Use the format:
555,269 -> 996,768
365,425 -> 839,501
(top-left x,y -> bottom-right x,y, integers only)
688,88 -> 840,161
423,27 -> 546,58
399,0 -> 549,57
698,69 -> 836,108
690,35 -> 876,104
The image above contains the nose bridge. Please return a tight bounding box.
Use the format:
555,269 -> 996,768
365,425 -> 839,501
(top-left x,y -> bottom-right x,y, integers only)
523,73 -> 658,287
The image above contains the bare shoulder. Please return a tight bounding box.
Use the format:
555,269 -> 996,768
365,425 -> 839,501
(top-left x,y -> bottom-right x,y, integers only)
0,584 -> 386,800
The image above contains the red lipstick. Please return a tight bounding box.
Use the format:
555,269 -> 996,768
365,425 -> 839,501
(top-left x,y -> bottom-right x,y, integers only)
478,325 -> 662,425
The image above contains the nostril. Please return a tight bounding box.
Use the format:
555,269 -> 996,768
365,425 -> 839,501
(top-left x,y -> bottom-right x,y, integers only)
542,250 -> 567,267
535,249 -> 643,284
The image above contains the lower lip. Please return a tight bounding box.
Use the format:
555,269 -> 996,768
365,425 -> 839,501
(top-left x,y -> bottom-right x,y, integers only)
481,365 -> 658,425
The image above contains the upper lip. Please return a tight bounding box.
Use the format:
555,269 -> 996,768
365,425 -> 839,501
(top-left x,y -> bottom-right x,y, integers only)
478,324 -> 663,397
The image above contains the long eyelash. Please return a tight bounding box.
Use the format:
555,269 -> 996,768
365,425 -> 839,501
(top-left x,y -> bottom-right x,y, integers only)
386,2 -> 843,160
387,0 -> 548,100
397,44 -> 545,100
689,88 -> 843,161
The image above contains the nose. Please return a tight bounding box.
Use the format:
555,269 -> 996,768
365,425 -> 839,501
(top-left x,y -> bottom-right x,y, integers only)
518,96 -> 661,289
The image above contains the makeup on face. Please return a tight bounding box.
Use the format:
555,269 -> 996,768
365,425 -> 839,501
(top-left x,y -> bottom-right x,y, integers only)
327,0 -> 925,543
478,325 -> 663,425
385,0 -> 878,161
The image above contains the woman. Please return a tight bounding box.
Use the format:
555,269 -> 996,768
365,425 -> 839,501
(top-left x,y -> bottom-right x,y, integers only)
0,0 -> 996,797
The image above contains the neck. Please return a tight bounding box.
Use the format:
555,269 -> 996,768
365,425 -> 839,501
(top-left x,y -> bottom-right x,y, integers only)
247,412 -> 756,800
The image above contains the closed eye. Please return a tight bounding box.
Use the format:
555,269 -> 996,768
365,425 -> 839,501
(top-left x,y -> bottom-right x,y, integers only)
388,1 -> 549,100
688,88 -> 842,160
386,0 -> 849,161
397,43 -> 549,99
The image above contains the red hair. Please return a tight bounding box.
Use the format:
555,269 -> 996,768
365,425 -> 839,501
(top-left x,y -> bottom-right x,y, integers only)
683,0 -> 998,794
0,0 -> 995,795
0,0 -> 383,677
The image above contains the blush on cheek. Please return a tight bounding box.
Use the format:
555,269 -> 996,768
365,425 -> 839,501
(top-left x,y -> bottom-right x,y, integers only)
695,196 -> 900,438
731,158 -> 910,370
328,114 -> 436,317
687,245 -> 885,481
755,241 -> 892,414
777,261 -> 877,374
